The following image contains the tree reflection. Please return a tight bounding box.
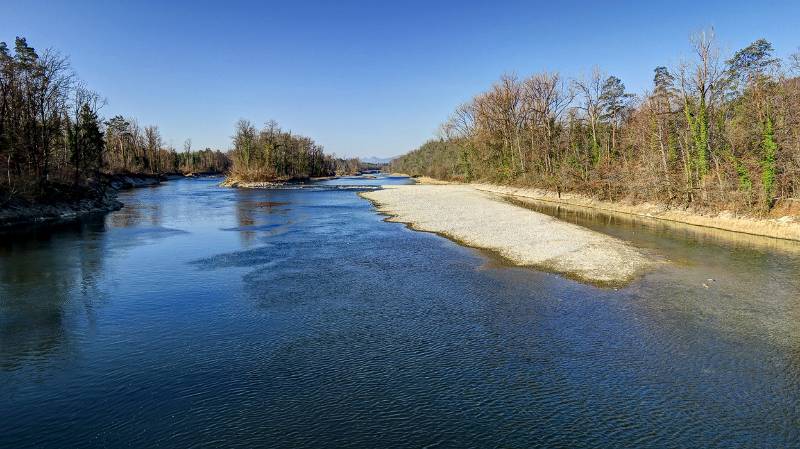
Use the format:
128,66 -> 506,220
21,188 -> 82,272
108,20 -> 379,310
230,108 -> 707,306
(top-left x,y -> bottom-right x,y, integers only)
233,190 -> 291,247
0,219 -> 106,371
108,201 -> 163,228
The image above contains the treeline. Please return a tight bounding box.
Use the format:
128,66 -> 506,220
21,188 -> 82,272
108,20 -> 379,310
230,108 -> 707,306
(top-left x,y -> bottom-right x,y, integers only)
392,32 -> 800,214
104,118 -> 229,175
0,37 -> 229,200
229,119 -> 359,182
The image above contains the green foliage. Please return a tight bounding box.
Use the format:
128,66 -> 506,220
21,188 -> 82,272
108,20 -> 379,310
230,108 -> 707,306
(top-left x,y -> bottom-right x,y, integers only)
1,36 -> 71,194
728,153 -> 753,193
726,38 -> 779,87
684,96 -> 709,178
599,76 -> 632,123
391,36 -> 800,215
683,104 -> 696,172
13,36 -> 38,66
653,66 -> 675,95
590,138 -> 601,166
667,130 -> 678,162
68,103 -> 105,179
695,97 -> 709,177
761,116 -> 777,206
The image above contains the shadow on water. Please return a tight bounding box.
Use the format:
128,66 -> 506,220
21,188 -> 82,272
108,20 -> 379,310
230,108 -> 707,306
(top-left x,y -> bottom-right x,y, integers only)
0,183 -> 194,373
0,218 -> 107,372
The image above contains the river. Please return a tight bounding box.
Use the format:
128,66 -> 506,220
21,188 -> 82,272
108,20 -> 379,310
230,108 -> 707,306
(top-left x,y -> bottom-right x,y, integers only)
1,176 -> 799,448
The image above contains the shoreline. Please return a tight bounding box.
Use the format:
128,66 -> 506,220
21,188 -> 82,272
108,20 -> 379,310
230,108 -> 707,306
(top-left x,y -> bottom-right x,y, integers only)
0,184 -> 122,230
0,173 -> 196,230
220,175 -> 338,188
471,184 -> 800,243
409,177 -> 800,243
360,184 -> 653,286
220,173 -> 385,189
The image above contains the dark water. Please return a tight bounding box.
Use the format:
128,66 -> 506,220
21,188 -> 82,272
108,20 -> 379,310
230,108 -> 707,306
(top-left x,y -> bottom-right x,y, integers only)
1,176 -> 800,448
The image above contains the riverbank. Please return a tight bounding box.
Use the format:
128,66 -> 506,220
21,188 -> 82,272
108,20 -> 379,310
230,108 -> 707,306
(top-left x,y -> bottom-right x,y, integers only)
220,171 -> 385,188
220,175 -> 338,188
470,184 -> 800,242
360,184 -> 652,285
0,173 -> 185,229
407,176 -> 800,242
0,181 -> 122,229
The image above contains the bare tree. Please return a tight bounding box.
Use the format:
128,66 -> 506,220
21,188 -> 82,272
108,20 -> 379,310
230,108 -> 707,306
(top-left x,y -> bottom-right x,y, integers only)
144,125 -> 162,173
573,67 -> 604,165
789,48 -> 800,76
523,72 -> 573,173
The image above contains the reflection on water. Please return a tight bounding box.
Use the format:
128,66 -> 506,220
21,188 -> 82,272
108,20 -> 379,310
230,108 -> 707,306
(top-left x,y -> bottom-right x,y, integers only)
507,196 -> 800,348
232,193 -> 292,247
108,201 -> 162,228
1,175 -> 799,448
506,195 -> 800,254
0,219 -> 107,372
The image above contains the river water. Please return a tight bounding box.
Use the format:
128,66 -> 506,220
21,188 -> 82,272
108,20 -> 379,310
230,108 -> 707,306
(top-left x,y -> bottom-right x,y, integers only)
1,176 -> 799,448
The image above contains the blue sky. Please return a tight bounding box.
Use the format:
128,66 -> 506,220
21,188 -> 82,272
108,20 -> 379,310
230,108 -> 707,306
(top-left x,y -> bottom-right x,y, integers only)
2,0 -> 799,157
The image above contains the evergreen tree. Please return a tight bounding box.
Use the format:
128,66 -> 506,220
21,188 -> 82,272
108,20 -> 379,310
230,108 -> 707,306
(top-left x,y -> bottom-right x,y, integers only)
599,75 -> 633,155
726,38 -> 779,88
69,103 -> 104,183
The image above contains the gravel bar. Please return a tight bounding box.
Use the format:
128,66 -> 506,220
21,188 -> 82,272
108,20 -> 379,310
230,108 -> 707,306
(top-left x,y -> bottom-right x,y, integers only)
361,184 -> 652,285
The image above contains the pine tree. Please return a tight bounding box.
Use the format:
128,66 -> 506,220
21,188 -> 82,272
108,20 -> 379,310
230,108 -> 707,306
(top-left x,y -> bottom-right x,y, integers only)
69,103 -> 104,183
81,104 -> 105,175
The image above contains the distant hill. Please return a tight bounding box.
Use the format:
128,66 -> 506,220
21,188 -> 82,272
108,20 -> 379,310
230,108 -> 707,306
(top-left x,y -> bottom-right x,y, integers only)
360,156 -> 397,165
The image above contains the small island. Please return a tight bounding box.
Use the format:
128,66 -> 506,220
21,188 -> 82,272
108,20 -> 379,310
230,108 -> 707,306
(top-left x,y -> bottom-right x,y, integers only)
220,120 -> 361,188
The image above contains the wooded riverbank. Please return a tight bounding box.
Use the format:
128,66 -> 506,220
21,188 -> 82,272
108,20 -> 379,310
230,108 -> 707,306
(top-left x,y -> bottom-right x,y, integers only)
0,173 -> 202,229
391,34 -> 800,219
474,184 -> 800,242
409,176 -> 800,243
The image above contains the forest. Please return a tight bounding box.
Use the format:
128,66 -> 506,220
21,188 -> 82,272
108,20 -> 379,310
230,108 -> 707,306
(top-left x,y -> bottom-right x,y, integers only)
227,119 -> 360,183
0,37 -> 229,202
391,32 -> 800,215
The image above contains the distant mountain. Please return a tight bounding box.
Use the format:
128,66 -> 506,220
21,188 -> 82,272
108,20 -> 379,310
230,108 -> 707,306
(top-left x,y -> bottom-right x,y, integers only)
360,156 -> 398,165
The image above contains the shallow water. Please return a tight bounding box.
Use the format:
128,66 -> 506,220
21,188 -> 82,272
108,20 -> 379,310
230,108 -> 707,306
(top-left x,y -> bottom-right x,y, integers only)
1,176 -> 799,448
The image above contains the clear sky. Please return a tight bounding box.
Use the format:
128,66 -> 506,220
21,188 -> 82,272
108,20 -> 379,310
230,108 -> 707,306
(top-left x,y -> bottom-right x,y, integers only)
2,0 -> 799,157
